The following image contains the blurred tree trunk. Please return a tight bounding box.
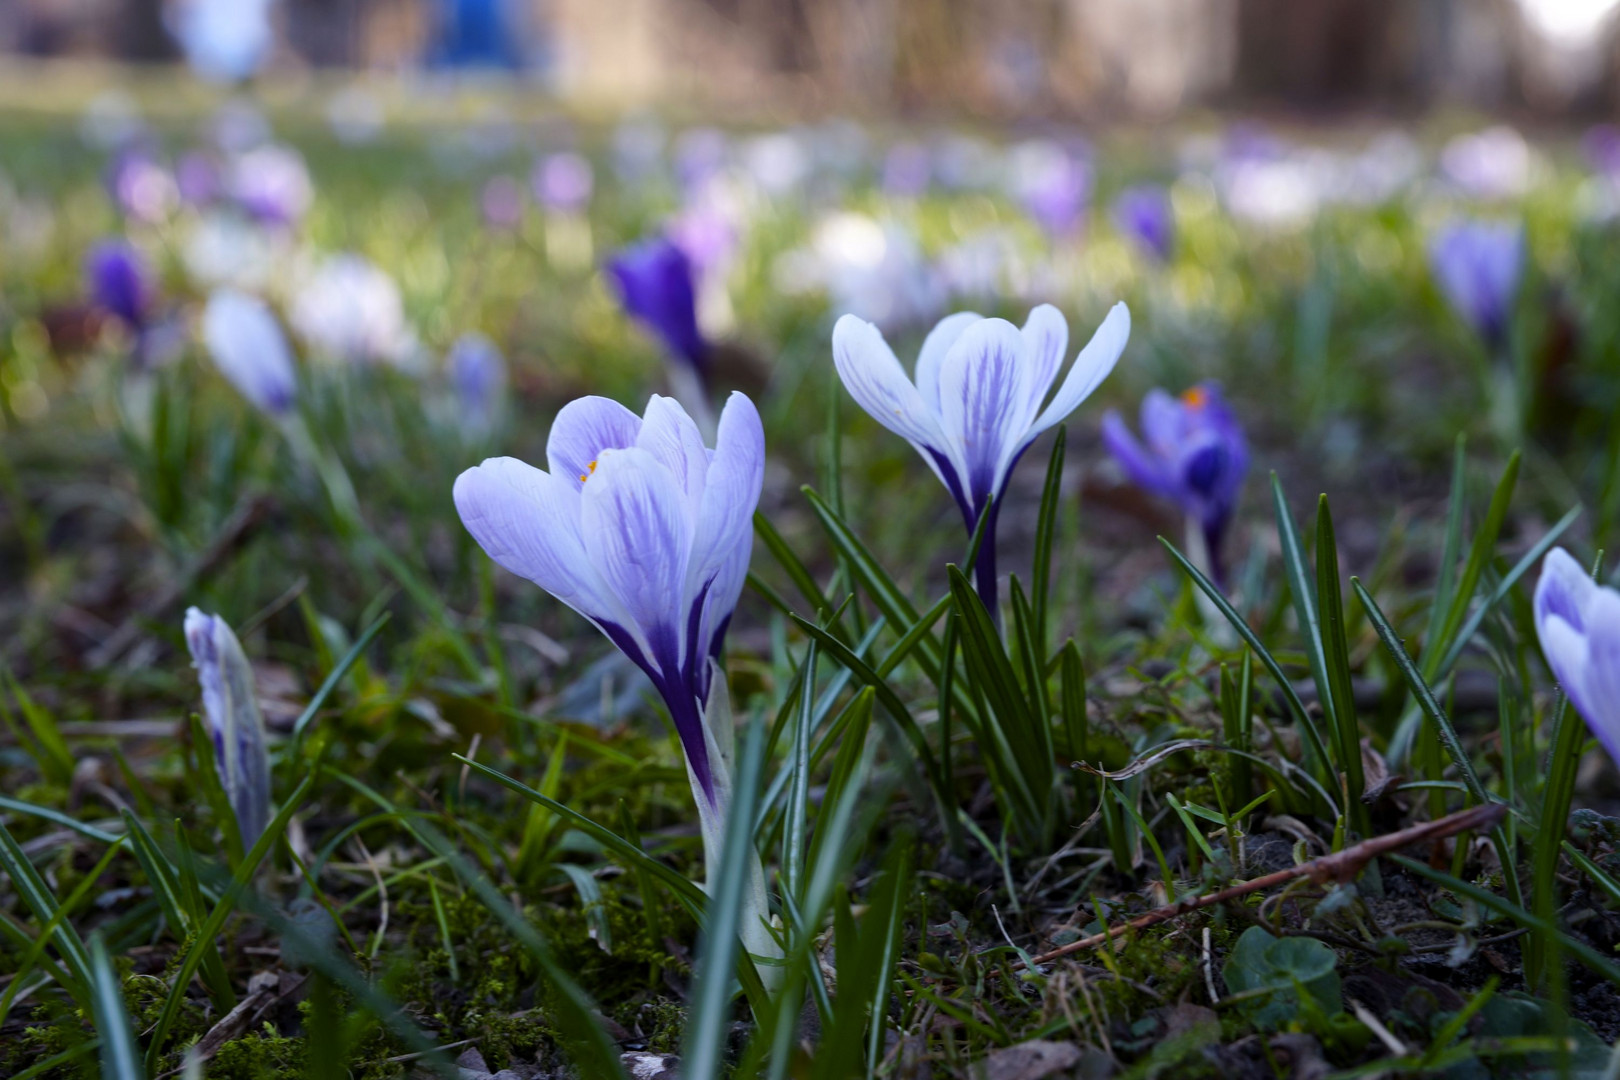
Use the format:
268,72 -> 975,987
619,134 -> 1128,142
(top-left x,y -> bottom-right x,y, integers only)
1232,0 -> 1403,106
117,0 -> 176,61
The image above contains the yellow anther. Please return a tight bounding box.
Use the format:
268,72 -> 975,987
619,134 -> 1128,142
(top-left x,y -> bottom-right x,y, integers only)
1181,386 -> 1208,409
579,460 -> 598,483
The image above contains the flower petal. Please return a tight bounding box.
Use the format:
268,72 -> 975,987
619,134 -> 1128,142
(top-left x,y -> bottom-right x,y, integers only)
833,313 -> 968,496
581,447 -> 693,672
1029,301 -> 1131,437
635,394 -> 709,516
454,457 -> 632,641
1100,410 -> 1178,499
547,396 -> 643,489
1580,589 -> 1620,765
1139,389 -> 1186,459
1535,546 -> 1593,637
1020,303 -> 1069,404
687,393 -> 765,664
914,311 -> 982,413
935,317 -> 1034,506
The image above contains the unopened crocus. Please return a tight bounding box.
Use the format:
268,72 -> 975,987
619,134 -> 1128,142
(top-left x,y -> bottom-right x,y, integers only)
834,301 -> 1131,610
1101,382 -> 1248,584
1112,185 -> 1174,262
1428,219 -> 1523,348
446,332 -> 505,435
185,608 -> 272,847
203,289 -> 297,417
533,152 -> 593,215
85,240 -> 151,329
1534,548 -> 1620,765
453,392 -> 775,965
607,236 -> 708,374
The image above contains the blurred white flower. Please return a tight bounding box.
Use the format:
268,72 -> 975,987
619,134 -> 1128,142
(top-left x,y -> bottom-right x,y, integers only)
291,254 -> 416,367
1218,156 -> 1320,229
202,289 -> 297,417
183,213 -> 284,290
228,144 -> 312,225
1440,126 -> 1534,200
776,212 -> 944,329
743,133 -> 810,196
169,0 -> 278,83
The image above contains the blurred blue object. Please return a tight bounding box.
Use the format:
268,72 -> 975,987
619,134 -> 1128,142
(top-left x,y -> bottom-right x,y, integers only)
433,0 -> 524,69
168,0 -> 277,83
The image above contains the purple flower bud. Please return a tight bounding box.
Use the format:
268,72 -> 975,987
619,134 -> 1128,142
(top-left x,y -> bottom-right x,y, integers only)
1102,382 -> 1249,582
447,332 -> 505,432
1112,185 -> 1174,262
85,240 -> 151,328
481,175 -> 524,231
1534,548 -> 1620,766
185,607 -> 272,846
1428,219 -> 1523,347
606,236 -> 707,373
203,289 -> 298,417
533,152 -> 593,214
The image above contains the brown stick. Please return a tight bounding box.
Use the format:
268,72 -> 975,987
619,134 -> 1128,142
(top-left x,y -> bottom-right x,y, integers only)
1000,802 -> 1507,975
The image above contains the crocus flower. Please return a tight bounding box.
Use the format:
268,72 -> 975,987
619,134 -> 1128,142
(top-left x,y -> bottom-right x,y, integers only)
833,301 -> 1131,609
176,151 -> 222,206
1428,219 -> 1523,347
1112,185 -> 1174,262
1101,382 -> 1248,583
203,289 -> 298,417
290,254 -> 414,366
453,392 -> 775,964
446,332 -> 505,434
228,145 -> 312,226
85,240 -> 151,329
169,0 -> 278,83
606,236 -> 707,374
1534,548 -> 1620,765
1439,126 -> 1532,200
1009,139 -> 1091,237
882,142 -> 932,198
532,152 -> 593,215
108,149 -> 178,223
185,608 -> 272,847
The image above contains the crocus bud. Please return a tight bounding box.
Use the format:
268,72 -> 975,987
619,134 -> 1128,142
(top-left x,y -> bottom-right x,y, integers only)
184,608 -> 272,847
606,236 -> 708,374
1534,548 -> 1620,766
203,289 -> 298,417
447,332 -> 506,434
85,240 -> 151,328
1428,219 -> 1523,348
1112,185 -> 1174,262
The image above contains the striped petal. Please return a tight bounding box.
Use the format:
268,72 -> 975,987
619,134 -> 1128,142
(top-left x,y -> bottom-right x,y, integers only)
1028,301 -> 1131,439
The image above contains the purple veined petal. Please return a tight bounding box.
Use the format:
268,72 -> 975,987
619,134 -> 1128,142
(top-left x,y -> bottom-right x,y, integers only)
1028,301 -> 1130,439
453,457 -> 644,657
1020,303 -> 1069,405
914,311 -> 983,414
685,392 -> 765,628
635,394 -> 710,516
1100,410 -> 1179,499
1579,590 -> 1620,764
202,289 -> 298,417
1535,547 -> 1595,639
580,447 -> 694,677
546,395 -> 644,490
831,314 -> 964,481
934,316 -> 1035,506
184,607 -> 271,846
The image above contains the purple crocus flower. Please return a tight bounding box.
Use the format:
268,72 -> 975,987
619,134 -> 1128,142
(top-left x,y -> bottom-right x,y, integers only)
1534,548 -> 1620,765
1583,124 -> 1620,179
228,145 -> 312,226
447,332 -> 505,433
1428,219 -> 1524,347
1112,185 -> 1174,262
882,141 -> 932,198
1101,382 -> 1249,583
185,608 -> 272,846
176,151 -> 222,206
833,302 -> 1130,610
108,148 -> 178,223
533,152 -> 593,215
1010,140 -> 1091,237
454,392 -> 761,807
606,236 -> 707,373
85,240 -> 151,328
202,289 -> 298,417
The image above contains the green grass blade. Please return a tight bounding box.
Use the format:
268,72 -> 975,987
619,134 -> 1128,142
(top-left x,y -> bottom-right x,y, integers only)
0,796 -> 121,844
88,936 -> 144,1080
0,820 -> 94,999
683,722 -> 768,1080
1031,425 -> 1066,664
290,610 -> 393,751
1158,536 -> 1333,782
1271,475 -> 1337,742
785,641 -> 817,903
1423,436 -> 1469,656
1424,451 -> 1520,679
1315,496 -> 1366,829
